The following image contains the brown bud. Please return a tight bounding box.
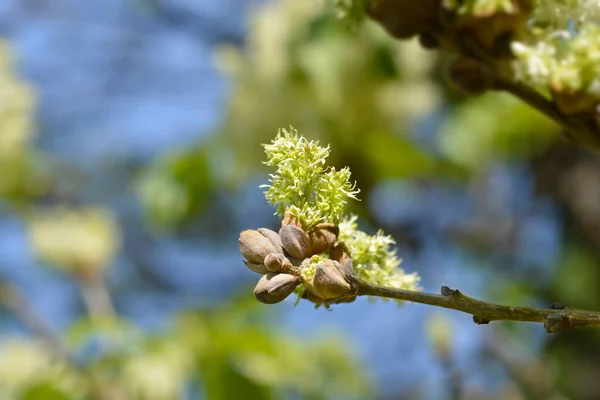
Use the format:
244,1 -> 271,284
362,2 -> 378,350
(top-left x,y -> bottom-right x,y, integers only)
310,260 -> 352,300
244,260 -> 269,275
279,224 -> 312,260
254,273 -> 292,304
257,228 -> 284,253
281,211 -> 302,228
264,253 -> 291,272
448,0 -> 533,55
418,31 -> 439,50
267,273 -> 300,296
339,258 -> 354,277
239,230 -> 279,264
445,57 -> 493,95
308,223 -> 339,255
303,289 -> 324,305
366,0 -> 440,40
330,242 -> 352,266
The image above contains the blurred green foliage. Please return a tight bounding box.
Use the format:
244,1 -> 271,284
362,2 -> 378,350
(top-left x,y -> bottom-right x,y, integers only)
4,0 -> 600,399
0,26 -> 371,400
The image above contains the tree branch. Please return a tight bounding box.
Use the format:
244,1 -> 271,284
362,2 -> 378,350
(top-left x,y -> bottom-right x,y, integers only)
0,281 -> 77,367
353,278 -> 600,333
493,78 -> 600,151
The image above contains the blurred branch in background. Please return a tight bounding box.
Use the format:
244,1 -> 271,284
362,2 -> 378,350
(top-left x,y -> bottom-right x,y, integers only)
0,279 -> 74,367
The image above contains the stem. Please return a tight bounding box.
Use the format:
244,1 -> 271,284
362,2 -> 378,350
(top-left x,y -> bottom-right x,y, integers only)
354,278 -> 600,333
0,280 -> 116,400
493,78 -> 573,130
79,276 -> 117,322
0,281 -> 76,367
493,78 -> 600,150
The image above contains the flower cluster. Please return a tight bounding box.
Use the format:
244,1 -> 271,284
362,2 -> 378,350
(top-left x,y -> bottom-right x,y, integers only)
512,6 -> 600,115
262,127 -> 359,229
239,129 -> 420,306
339,215 -> 420,291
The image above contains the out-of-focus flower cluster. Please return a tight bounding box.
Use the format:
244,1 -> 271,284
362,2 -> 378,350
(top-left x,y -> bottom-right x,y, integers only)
28,207 -> 121,277
0,337 -> 86,398
512,3 -> 600,115
329,0 -> 600,120
240,130 -> 420,306
0,41 -> 41,201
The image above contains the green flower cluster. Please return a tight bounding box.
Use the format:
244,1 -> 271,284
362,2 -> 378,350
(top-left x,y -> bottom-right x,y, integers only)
260,128 -> 420,296
339,215 -> 420,292
262,127 -> 359,229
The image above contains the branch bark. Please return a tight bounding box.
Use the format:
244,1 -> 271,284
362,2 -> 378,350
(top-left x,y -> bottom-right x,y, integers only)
353,277 -> 600,333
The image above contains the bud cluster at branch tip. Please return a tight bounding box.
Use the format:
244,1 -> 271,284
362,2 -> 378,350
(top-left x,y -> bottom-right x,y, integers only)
239,212 -> 354,305
238,130 -> 420,307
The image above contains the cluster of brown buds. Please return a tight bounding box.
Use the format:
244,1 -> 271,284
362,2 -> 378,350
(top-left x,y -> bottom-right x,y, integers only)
238,214 -> 357,305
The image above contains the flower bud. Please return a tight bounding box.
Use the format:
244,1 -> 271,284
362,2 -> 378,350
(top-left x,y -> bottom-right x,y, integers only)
308,224 -> 339,255
244,260 -> 269,275
239,229 -> 279,264
445,58 -> 493,95
264,252 -> 291,272
330,242 -> 352,266
267,273 -> 300,297
309,260 -> 352,300
254,273 -> 292,304
366,0 -> 439,40
257,228 -> 284,254
448,0 -> 533,55
339,258 -> 354,277
303,289 -> 324,305
282,211 -> 301,228
279,225 -> 312,260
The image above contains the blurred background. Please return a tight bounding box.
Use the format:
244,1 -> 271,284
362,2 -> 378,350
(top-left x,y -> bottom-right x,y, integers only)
0,0 -> 599,399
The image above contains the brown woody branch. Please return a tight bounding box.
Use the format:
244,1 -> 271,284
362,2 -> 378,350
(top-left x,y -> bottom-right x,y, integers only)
353,277 -> 600,333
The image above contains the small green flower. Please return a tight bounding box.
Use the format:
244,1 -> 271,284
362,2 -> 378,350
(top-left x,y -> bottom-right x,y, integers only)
262,127 -> 359,229
301,255 -> 322,283
339,215 -> 420,295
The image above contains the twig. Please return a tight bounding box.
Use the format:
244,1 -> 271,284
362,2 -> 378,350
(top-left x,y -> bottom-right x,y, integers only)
0,281 -> 77,367
354,278 -> 600,333
493,78 -> 600,150
0,280 -> 119,400
79,276 -> 117,322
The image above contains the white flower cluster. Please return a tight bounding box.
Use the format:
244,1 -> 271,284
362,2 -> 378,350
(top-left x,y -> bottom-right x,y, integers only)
512,1 -> 600,98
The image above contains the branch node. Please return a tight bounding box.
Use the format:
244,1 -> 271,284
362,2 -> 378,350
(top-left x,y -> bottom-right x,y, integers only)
473,315 -> 491,325
441,286 -> 457,296
544,313 -> 573,333
550,302 -> 566,310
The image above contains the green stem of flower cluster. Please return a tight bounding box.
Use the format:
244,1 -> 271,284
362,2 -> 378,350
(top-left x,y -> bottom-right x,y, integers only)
354,277 -> 600,333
